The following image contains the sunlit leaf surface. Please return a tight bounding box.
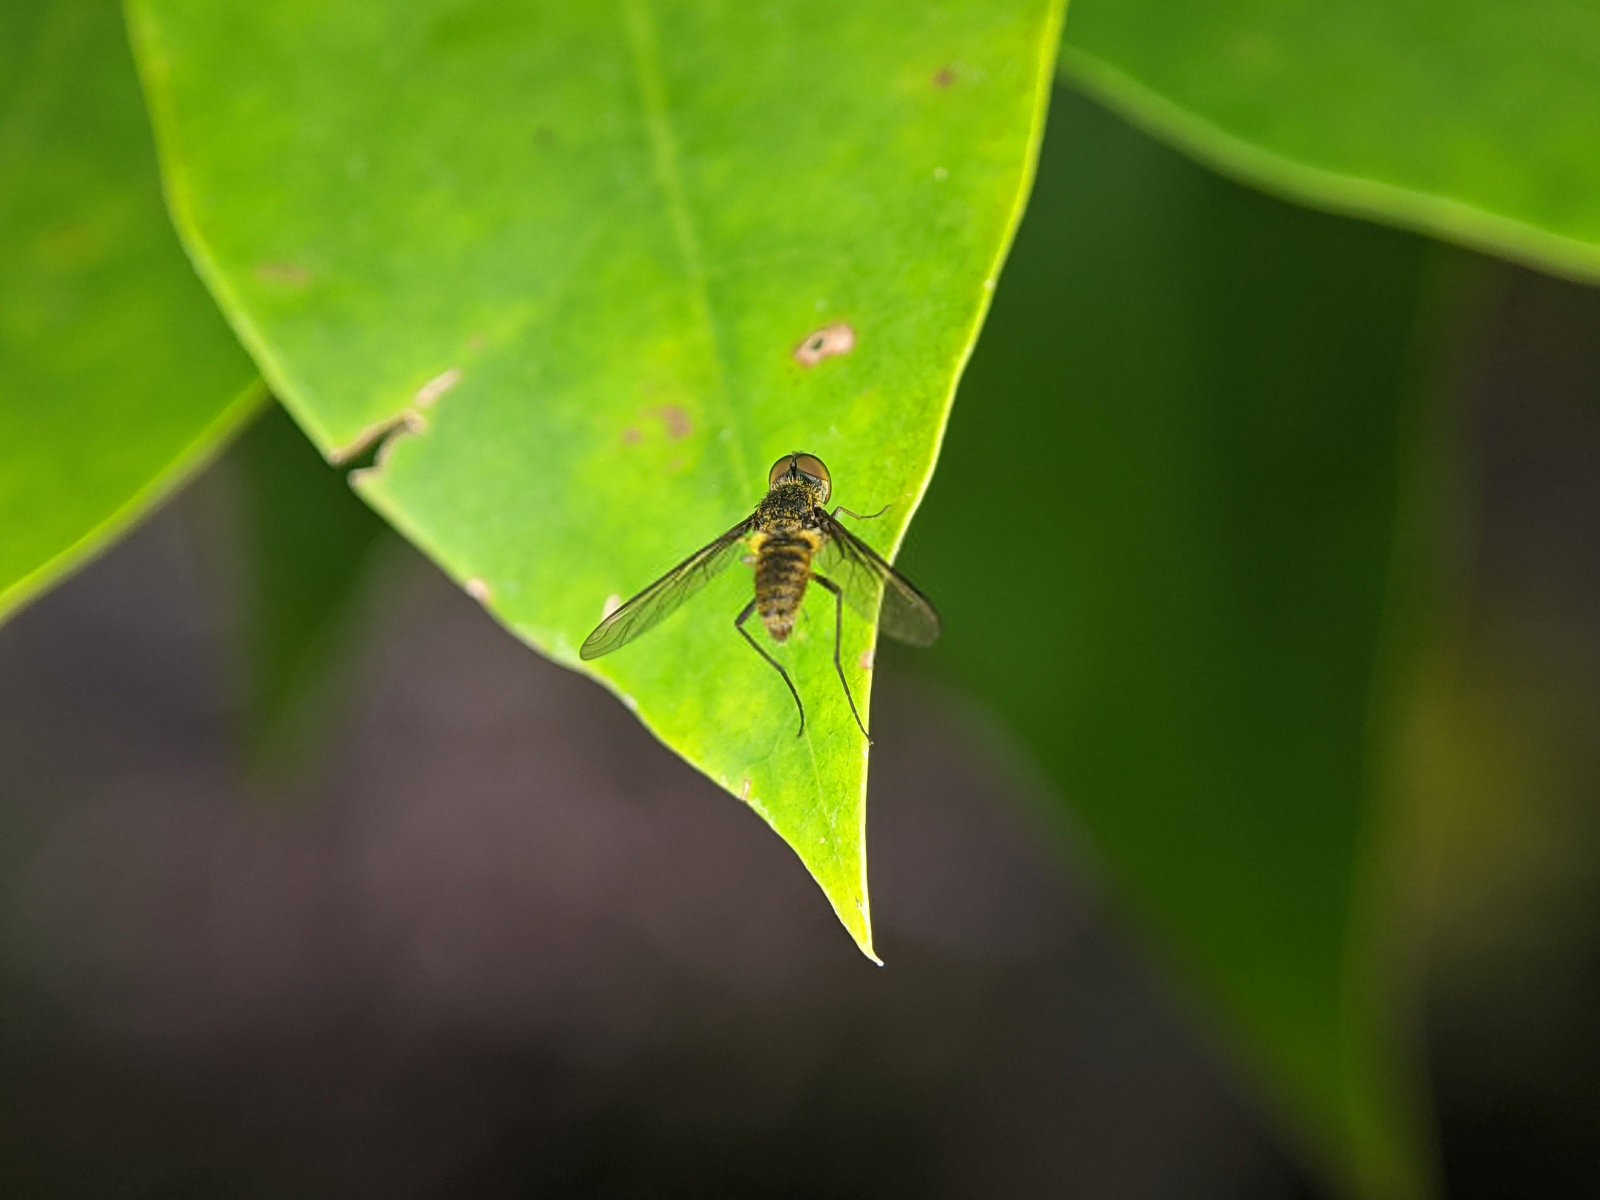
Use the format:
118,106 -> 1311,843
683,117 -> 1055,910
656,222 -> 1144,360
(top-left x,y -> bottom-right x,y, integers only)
129,0 -> 1066,955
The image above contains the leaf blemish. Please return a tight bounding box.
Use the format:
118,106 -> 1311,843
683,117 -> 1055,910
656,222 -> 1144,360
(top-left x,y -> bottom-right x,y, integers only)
601,593 -> 623,619
933,65 -> 957,88
333,365 -> 461,472
794,322 -> 855,367
335,408 -> 428,475
415,367 -> 462,407
465,577 -> 492,603
622,427 -> 642,445
859,649 -> 873,672
739,778 -> 752,803
255,261 -> 312,287
654,405 -> 692,440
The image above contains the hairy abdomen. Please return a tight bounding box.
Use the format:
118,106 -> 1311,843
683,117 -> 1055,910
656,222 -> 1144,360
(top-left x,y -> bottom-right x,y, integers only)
754,533 -> 817,642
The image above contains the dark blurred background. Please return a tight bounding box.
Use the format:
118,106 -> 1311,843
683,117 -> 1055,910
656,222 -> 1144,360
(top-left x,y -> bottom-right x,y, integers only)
0,450 -> 1314,1198
4,90 -> 1598,1198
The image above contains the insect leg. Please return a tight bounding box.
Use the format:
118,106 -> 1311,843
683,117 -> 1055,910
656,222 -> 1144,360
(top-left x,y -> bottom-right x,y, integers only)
735,599 -> 806,737
831,503 -> 890,522
811,574 -> 869,741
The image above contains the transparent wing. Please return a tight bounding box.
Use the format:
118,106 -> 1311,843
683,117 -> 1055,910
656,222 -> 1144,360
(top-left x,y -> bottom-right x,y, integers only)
816,512 -> 941,646
580,517 -> 754,659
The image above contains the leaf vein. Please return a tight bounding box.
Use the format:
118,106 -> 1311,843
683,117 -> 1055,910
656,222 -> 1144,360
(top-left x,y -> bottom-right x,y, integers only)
620,0 -> 750,486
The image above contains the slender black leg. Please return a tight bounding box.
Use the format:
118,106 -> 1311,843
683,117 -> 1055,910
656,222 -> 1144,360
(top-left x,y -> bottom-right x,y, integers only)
811,573 -> 869,741
735,599 -> 805,737
832,503 -> 890,522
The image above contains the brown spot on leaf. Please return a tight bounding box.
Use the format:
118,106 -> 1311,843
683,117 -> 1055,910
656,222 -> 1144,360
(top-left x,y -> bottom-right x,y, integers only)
655,405 -> 692,440
464,577 -> 492,603
794,323 -> 856,367
621,427 -> 643,445
859,649 -> 874,672
255,261 -> 312,287
933,66 -> 957,88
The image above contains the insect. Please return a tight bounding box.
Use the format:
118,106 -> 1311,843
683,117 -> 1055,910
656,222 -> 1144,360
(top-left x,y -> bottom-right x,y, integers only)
580,452 -> 940,738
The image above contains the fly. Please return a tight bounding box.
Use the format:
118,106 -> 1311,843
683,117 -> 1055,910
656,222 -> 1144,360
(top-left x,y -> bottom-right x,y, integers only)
580,452 -> 941,738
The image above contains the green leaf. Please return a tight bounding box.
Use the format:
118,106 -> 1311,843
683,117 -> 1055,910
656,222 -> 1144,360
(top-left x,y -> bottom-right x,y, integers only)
0,0 -> 257,624
128,0 -> 1066,957
1060,0 -> 1600,283
909,89 -> 1441,1196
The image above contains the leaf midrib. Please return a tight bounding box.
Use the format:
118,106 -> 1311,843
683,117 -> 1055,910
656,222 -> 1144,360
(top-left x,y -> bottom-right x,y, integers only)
620,0 -> 752,490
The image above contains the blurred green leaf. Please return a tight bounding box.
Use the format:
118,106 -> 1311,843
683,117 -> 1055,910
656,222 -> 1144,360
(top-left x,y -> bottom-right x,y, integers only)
0,0 -> 258,624
127,0 -> 1066,956
908,89 -> 1441,1196
231,402 -> 391,769
1060,0 -> 1600,282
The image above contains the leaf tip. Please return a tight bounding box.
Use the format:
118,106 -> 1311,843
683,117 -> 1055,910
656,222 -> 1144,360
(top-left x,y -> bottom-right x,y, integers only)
848,901 -> 882,966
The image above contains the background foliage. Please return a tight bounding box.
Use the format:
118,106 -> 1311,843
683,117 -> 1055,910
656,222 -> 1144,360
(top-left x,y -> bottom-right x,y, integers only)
0,0 -> 257,622
1060,0 -> 1600,280
913,89 -> 1445,1197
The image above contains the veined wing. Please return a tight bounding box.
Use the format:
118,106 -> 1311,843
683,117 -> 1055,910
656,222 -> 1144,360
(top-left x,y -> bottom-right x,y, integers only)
580,516 -> 754,659
816,512 -> 941,646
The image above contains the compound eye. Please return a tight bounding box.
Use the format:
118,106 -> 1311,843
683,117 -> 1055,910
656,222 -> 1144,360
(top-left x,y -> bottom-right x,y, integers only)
768,454 -> 796,489
793,453 -> 831,502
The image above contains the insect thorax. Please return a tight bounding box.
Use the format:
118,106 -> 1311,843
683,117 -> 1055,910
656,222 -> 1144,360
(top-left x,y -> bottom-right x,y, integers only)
751,485 -> 823,642
756,480 -> 823,531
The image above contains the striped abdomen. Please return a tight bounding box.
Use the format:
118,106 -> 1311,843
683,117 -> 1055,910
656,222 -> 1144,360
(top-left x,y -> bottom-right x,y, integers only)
754,531 -> 820,642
